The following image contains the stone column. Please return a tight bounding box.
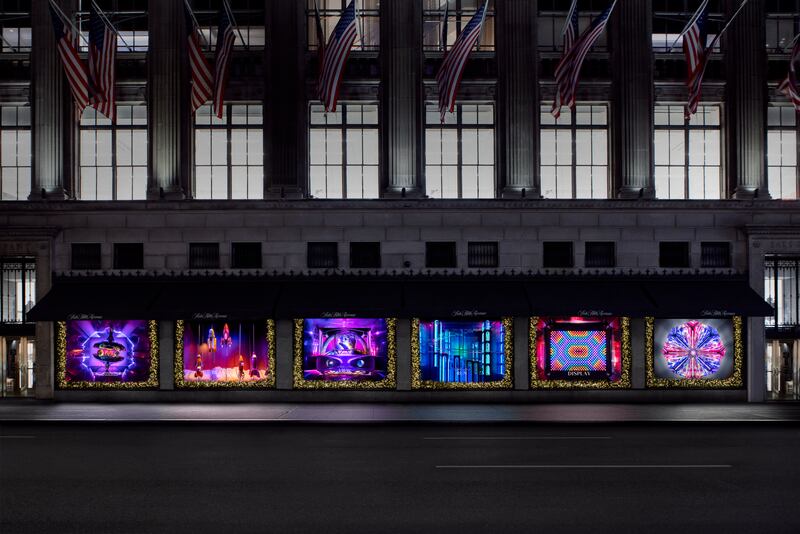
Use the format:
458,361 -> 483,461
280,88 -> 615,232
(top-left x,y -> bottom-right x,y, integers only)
496,0 -> 539,198
30,0 -> 75,200
380,0 -> 423,197
725,0 -> 768,199
147,0 -> 188,199
264,0 -> 306,198
611,0 -> 654,199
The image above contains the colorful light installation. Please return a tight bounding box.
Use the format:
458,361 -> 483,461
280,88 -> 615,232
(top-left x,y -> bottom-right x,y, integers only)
301,318 -> 389,382
63,320 -> 153,385
418,319 -> 505,383
181,320 -> 271,384
651,318 -> 736,382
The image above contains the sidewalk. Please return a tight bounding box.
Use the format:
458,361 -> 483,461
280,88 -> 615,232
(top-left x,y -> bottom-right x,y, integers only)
1,402 -> 799,423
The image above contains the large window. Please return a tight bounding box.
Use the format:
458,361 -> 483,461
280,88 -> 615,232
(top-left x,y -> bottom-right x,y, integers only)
307,0 -> 379,51
309,103 -> 378,199
0,259 -> 35,324
768,105 -> 798,200
0,105 -> 30,201
652,1 -> 721,54
540,104 -> 608,199
425,103 -> 494,199
195,0 -> 265,50
194,104 -> 263,200
0,1 -> 31,53
654,105 -> 722,199
765,5 -> 798,53
538,0 -> 607,53
79,105 -> 147,200
77,1 -> 149,52
765,256 -> 800,330
423,0 -> 495,52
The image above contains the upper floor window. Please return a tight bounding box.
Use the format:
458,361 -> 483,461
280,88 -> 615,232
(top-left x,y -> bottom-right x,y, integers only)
423,0 -> 495,52
538,0 -> 607,53
196,0 -> 265,50
425,103 -> 495,199
768,105 -> 798,200
766,13 -> 798,53
79,104 -> 147,200
307,0 -> 380,51
540,104 -> 608,199
0,0 -> 30,53
309,103 -> 379,199
652,1 -> 721,54
194,103 -> 263,200
77,1 -> 149,52
654,104 -> 722,199
0,105 -> 30,201
765,255 -> 800,329
0,258 -> 35,324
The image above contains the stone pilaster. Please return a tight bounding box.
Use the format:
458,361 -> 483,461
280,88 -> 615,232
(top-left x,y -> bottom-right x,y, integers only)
380,0 -> 424,197
496,0 -> 539,198
147,0 -> 188,199
264,0 -> 305,198
30,0 -> 74,200
611,0 -> 654,199
725,0 -> 768,199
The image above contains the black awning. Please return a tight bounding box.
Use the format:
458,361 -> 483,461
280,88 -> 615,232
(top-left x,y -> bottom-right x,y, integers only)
26,280 -> 160,321
403,280 -> 530,319
525,280 -> 656,317
644,280 -> 774,317
274,279 -> 404,318
148,280 -> 280,320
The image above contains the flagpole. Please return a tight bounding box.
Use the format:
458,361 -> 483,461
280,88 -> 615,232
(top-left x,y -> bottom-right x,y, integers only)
183,0 -> 211,48
706,0 -> 749,52
48,0 -> 91,48
222,0 -> 248,51
667,0 -> 709,53
353,0 -> 364,51
90,1 -> 134,52
561,0 -> 578,37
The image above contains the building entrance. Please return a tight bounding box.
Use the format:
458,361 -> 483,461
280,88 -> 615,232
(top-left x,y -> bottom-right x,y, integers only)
0,336 -> 35,397
766,339 -> 800,401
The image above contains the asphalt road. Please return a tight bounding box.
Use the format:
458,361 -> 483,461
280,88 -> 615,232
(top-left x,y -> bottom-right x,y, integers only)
1,423 -> 798,533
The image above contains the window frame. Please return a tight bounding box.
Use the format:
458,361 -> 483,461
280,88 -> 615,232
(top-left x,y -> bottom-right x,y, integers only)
0,258 -> 35,325
306,0 -> 380,52
0,104 -> 31,201
767,104 -> 799,200
423,0 -> 496,52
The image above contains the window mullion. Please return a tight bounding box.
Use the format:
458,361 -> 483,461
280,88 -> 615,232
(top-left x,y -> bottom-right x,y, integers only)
227,106 -> 233,199
342,106 -> 348,198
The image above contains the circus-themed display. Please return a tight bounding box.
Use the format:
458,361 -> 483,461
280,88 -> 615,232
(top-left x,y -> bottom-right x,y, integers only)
58,320 -> 158,388
412,318 -> 513,389
295,318 -> 396,388
176,320 -> 274,388
530,316 -> 630,389
647,317 -> 742,387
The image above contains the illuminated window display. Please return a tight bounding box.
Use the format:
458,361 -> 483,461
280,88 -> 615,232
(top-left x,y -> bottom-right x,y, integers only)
530,316 -> 630,389
294,318 -> 396,388
175,320 -> 275,388
412,318 -> 513,389
646,317 -> 743,388
58,320 -> 158,389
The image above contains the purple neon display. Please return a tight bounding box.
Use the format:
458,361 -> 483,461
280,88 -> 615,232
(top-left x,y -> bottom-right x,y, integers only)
302,318 -> 388,382
182,321 -> 270,383
64,320 -> 151,384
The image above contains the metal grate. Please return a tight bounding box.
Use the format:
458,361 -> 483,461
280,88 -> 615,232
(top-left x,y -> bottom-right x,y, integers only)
543,242 -> 573,268
71,243 -> 102,270
189,243 -> 220,269
701,242 -> 731,268
585,242 -> 616,268
659,242 -> 690,268
307,242 -> 339,269
426,242 -> 457,268
231,242 -> 262,269
350,242 -> 381,269
113,243 -> 144,270
468,242 -> 499,268
1,259 -> 35,324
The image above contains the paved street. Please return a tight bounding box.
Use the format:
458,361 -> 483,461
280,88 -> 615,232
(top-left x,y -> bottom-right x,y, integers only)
1,422 -> 799,533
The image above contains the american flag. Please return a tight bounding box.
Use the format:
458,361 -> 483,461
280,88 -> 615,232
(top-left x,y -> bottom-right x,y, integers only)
212,6 -> 236,119
318,0 -> 358,113
436,0 -> 488,122
552,0 -> 616,119
184,3 -> 213,114
49,2 -> 91,113
551,0 -> 579,117
88,2 -> 116,122
778,38 -> 800,111
683,0 -> 710,118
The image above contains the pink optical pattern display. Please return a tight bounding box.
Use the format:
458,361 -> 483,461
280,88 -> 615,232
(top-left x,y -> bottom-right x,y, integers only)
182,321 -> 270,383
63,320 -> 151,384
534,317 -> 622,382
661,320 -> 726,379
302,318 -> 389,382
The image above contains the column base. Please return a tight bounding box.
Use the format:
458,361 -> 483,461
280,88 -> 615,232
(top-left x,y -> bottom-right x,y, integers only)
28,188 -> 68,201
383,185 -> 424,199
732,186 -> 771,200
147,186 -> 185,201
501,186 -> 541,199
617,186 -> 655,200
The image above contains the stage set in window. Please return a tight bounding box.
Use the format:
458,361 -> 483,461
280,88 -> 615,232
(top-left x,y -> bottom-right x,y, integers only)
646,317 -> 743,388
57,320 -> 158,389
294,318 -> 396,389
411,318 -> 513,389
175,320 -> 275,388
530,316 -> 631,389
